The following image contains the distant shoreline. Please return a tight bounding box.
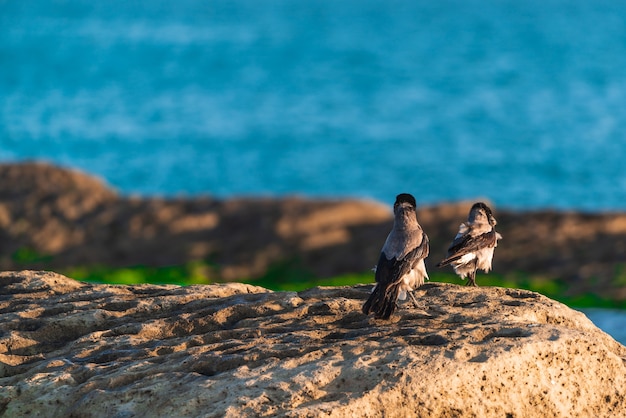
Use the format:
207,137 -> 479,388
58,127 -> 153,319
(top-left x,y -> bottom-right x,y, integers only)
1,161 -> 625,307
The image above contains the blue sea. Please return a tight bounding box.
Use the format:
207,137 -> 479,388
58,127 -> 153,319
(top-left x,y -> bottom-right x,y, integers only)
2,0 -> 626,211
580,309 -> 626,346
1,1 -> 626,343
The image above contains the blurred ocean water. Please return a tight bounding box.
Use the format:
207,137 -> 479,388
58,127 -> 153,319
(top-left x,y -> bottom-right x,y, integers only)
2,0 -> 626,210
580,309 -> 626,345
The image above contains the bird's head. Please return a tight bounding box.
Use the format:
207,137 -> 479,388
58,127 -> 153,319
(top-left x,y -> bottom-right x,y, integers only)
393,193 -> 418,226
469,202 -> 497,226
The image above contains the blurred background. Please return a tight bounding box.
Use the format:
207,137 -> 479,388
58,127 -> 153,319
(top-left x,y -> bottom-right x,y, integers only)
2,0 -> 626,210
1,0 -> 626,343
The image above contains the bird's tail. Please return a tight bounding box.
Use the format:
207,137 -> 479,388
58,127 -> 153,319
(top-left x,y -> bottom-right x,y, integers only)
362,282 -> 401,320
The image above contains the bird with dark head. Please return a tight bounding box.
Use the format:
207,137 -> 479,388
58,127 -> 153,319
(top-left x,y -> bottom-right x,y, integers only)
362,193 -> 429,319
436,202 -> 502,286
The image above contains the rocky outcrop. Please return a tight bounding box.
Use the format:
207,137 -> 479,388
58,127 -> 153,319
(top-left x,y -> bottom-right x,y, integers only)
0,162 -> 392,280
1,270 -> 625,417
2,162 -> 626,298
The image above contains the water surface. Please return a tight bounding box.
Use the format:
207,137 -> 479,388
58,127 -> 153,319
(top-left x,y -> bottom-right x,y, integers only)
2,0 -> 626,210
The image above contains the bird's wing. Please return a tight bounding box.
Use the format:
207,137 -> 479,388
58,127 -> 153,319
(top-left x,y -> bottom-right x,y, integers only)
375,231 -> 429,282
380,232 -> 429,281
436,229 -> 498,267
363,232 -> 429,319
397,231 -> 430,276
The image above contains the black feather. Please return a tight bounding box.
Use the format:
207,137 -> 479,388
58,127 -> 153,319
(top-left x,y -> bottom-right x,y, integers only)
362,232 -> 429,319
395,193 -> 416,208
436,230 -> 498,267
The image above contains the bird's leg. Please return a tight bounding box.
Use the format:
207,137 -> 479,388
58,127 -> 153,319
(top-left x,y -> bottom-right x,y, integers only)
464,273 -> 472,286
468,270 -> 478,287
408,290 -> 421,308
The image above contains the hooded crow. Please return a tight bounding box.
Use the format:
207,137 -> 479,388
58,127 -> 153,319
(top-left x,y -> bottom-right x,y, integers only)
362,193 -> 429,319
436,202 -> 502,286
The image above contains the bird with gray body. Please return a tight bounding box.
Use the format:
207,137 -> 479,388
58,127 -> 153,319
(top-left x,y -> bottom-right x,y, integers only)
436,202 -> 502,286
362,193 -> 429,320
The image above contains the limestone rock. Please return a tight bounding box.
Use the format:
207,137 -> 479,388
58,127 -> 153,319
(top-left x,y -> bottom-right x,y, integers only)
1,270 -> 624,417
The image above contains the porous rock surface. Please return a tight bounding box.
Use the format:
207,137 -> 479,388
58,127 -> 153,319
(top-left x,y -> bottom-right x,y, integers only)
1,271 -> 625,417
